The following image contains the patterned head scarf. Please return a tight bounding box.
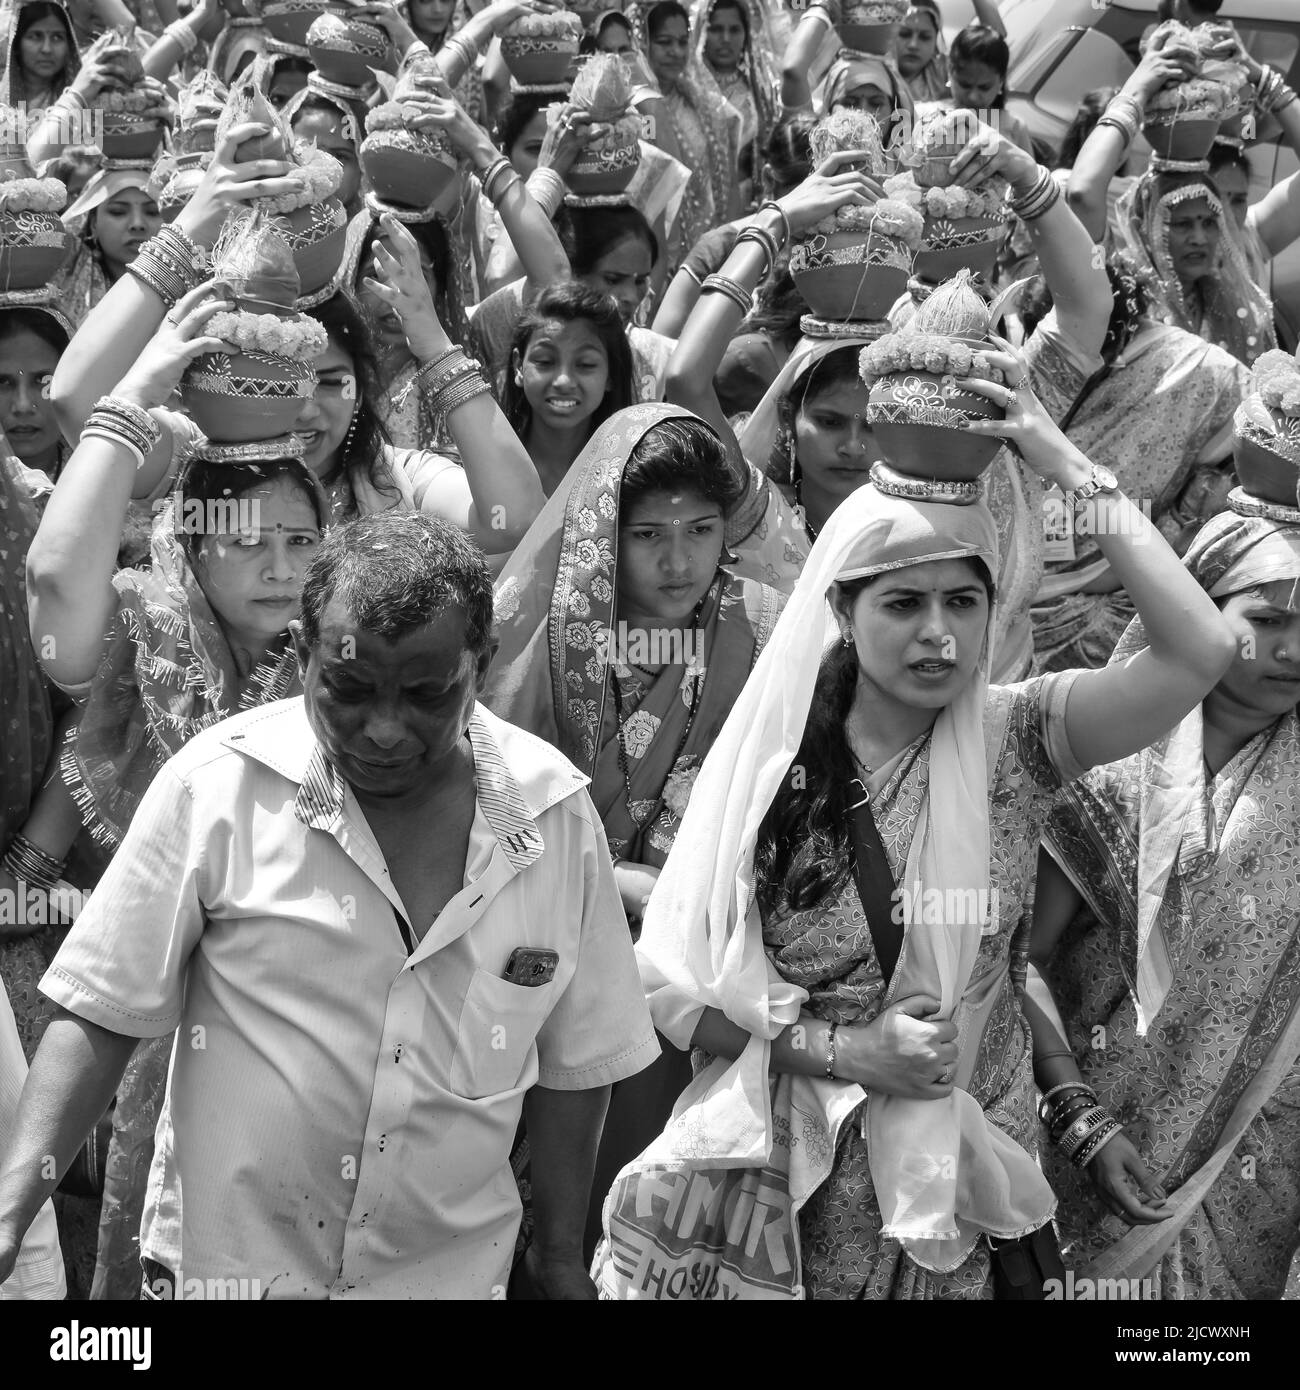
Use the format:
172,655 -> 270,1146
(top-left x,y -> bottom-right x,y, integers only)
0,0 -> 81,107
1114,167 -> 1275,367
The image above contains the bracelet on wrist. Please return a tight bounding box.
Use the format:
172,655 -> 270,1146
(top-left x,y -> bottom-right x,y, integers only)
164,18 -> 201,55
2,834 -> 66,893
825,1022 -> 838,1079
734,224 -> 778,279
756,199 -> 790,251
82,394 -> 163,469
701,273 -> 754,316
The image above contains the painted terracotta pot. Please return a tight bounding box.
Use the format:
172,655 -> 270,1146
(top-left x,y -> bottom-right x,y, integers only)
263,0 -> 346,49
360,129 -> 458,210
789,227 -> 912,321
181,350 -> 316,442
866,342 -> 1005,482
100,113 -> 165,161
566,131 -> 639,197
0,209 -> 75,291
835,0 -> 906,55
500,33 -> 579,87
913,213 -> 1003,282
274,196 -> 347,295
306,14 -> 391,88
1141,113 -> 1220,162
1233,412 -> 1300,507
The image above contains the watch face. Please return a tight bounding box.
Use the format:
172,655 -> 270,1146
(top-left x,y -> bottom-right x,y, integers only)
1094,464 -> 1119,491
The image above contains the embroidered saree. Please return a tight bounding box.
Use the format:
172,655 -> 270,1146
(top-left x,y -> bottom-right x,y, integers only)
1043,512 -> 1300,1298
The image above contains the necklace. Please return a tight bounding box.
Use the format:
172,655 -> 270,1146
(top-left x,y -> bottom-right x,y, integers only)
609,593 -> 708,835
794,474 -> 819,543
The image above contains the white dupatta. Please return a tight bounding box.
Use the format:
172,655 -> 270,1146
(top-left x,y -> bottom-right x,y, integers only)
635,480 -> 1056,1272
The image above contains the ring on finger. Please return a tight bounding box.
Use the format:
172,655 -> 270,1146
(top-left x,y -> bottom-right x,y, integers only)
1003,387 -> 1018,410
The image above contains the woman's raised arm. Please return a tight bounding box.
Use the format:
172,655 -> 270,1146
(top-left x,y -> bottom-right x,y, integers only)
48,121 -> 296,492
364,216 -> 545,550
29,286 -> 232,687
965,351 -> 1236,769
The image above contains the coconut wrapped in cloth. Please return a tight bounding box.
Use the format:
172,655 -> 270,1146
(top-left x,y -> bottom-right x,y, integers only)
214,73 -> 347,300
789,109 -> 921,323
860,269 -> 1010,484
360,51 -> 459,217
1231,349 -> 1300,511
500,8 -> 583,90
85,26 -> 173,160
180,213 -> 327,448
563,53 -> 642,199
886,111 -> 1009,284
0,114 -> 75,291
175,71 -> 229,157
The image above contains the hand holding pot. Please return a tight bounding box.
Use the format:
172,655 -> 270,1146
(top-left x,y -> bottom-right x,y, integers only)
1123,39 -> 1199,107
174,123 -> 298,248
538,105 -> 598,179
114,282 -> 234,411
347,2 -> 417,61
777,150 -> 884,239
961,339 -> 1092,489
399,93 -> 486,160
948,123 -> 1037,197
69,41 -> 135,102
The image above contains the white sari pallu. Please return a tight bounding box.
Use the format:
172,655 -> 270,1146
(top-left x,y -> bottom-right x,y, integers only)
592,481 -> 1056,1299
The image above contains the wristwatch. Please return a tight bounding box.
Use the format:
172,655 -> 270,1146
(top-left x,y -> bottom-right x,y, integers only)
1068,462 -> 1119,507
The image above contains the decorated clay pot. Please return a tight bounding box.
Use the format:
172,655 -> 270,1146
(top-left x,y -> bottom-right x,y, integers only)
866,358 -> 1004,482
0,209 -> 75,291
263,0 -> 346,49
566,132 -> 639,197
500,24 -> 581,87
1141,113 -> 1220,162
789,228 -> 912,321
360,129 -> 458,210
1233,412 -> 1300,507
913,214 -> 1004,283
159,154 -> 211,223
835,0 -> 906,56
100,114 -> 166,161
181,349 -> 316,442
306,13 -> 391,88
273,196 -> 347,295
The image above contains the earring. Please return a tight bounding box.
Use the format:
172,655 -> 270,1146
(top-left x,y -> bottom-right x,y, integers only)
342,408 -> 359,459
842,629 -> 854,648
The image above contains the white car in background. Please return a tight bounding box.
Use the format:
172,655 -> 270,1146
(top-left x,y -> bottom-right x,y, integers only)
974,0 -> 1300,347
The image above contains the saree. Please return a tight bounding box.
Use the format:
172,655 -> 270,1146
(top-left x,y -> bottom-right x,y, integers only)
604,482 -> 1086,1299
484,402 -> 785,1257
1044,511 -> 1300,1297
0,0 -> 81,108
1114,169 -> 1275,369
1030,322 -> 1247,673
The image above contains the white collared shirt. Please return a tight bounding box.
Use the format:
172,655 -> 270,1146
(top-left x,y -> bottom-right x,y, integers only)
42,699 -> 658,1299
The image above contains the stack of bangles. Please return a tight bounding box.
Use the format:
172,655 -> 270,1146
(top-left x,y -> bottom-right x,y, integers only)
81,395 -> 164,468
1039,1081 -> 1122,1169
2,833 -> 66,893
702,202 -> 790,310
127,225 -> 205,307
480,155 -> 522,207
1010,166 -> 1060,223
414,345 -> 492,418
1095,93 -> 1143,149
1258,66 -> 1299,116
163,17 -> 200,54
442,29 -> 480,73
527,166 -> 567,220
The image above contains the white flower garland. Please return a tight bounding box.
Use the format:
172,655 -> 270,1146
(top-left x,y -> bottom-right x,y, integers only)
860,331 -> 1006,382
1253,349 -> 1300,416
884,171 -> 1009,222
256,143 -> 343,213
808,197 -> 924,248
207,310 -> 328,361
0,174 -> 67,213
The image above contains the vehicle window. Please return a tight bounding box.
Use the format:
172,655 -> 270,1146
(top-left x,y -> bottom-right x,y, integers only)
1015,29 -> 1134,123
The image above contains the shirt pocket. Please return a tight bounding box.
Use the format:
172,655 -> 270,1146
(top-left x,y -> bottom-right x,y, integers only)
450,968 -> 557,1101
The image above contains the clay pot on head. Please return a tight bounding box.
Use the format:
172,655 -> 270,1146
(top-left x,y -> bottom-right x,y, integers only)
360,129 -> 458,210
566,132 -> 639,198
181,349 -> 316,442
1233,414 -> 1300,507
100,114 -> 166,161
500,33 -> 580,87
307,13 -> 392,89
263,0 -> 346,49
789,227 -> 912,322
1141,114 -> 1220,162
835,0 -> 906,55
866,348 -> 1005,482
159,153 -> 210,224
913,214 -> 1004,284
0,210 -> 76,291
273,196 -> 347,295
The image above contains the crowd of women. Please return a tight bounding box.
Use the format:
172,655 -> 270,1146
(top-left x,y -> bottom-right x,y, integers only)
1,0 -> 1299,1302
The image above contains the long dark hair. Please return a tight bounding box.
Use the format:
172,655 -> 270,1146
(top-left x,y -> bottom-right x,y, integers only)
502,281 -> 634,439
1056,88 -> 1118,169
620,415 -> 745,520
306,293 -> 398,504
769,346 -> 864,484
175,455 -> 327,561
351,215 -> 452,325
950,23 -> 1010,108
558,203 -> 660,276
754,623 -> 867,913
